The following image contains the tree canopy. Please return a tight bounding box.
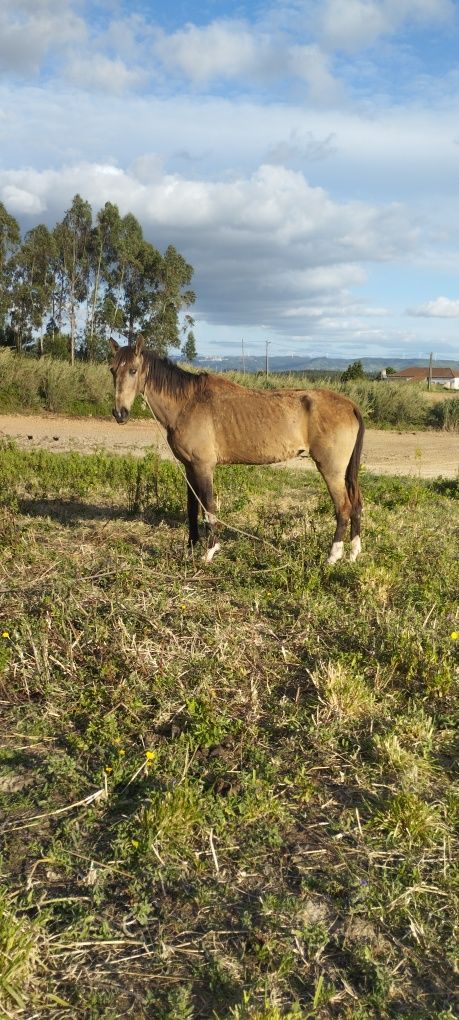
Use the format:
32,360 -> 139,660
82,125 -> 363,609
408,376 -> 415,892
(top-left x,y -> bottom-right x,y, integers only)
341,360 -> 366,382
0,196 -> 196,362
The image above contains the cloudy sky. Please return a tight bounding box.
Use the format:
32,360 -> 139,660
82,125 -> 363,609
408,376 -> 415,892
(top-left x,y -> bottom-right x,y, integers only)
1,0 -> 459,360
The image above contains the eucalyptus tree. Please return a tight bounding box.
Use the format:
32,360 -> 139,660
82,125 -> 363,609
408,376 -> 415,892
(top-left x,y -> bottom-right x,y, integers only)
85,201 -> 123,360
152,244 -> 196,356
0,192 -> 197,362
53,194 -> 92,363
0,202 -> 20,340
107,212 -> 162,345
8,224 -> 56,352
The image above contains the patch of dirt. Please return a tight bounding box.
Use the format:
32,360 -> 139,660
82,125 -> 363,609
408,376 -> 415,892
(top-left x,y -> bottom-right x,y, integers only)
0,412 -> 457,478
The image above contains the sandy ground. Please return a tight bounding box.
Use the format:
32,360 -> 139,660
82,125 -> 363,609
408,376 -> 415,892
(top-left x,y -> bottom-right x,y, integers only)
0,412 -> 458,478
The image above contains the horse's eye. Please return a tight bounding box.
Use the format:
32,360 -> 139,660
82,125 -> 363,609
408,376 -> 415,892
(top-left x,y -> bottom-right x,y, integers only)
129,368 -> 137,377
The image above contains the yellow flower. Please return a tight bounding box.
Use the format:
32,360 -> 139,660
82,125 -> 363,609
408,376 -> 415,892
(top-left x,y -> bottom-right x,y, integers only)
118,748 -> 125,756
1,631 -> 9,639
131,839 -> 139,849
451,631 -> 459,640
104,766 -> 112,773
180,604 -> 187,610
145,750 -> 155,762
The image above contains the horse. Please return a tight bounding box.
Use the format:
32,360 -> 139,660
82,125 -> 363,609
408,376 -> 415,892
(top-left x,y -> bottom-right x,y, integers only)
110,336 -> 364,565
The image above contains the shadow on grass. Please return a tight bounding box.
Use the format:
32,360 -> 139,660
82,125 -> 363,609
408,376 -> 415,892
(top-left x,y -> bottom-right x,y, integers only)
18,496 -> 186,532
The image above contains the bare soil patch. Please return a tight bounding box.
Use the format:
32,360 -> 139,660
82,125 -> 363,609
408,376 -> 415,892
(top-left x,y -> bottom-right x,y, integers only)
0,411 -> 457,478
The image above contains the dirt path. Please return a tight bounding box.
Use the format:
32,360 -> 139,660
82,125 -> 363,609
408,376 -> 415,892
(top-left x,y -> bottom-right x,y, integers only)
0,412 -> 457,478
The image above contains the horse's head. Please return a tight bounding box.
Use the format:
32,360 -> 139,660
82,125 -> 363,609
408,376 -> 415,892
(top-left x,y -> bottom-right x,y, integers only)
110,335 -> 146,423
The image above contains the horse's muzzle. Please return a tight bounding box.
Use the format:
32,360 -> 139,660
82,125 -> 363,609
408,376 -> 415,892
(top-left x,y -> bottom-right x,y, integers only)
112,407 -> 129,424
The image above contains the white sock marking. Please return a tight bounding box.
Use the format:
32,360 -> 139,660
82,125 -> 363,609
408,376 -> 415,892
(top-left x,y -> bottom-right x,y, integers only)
349,536 -> 362,562
203,542 -> 221,564
327,541 -> 344,565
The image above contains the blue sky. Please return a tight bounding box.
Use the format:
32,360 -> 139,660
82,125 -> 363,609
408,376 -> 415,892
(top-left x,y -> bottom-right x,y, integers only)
1,0 -> 459,360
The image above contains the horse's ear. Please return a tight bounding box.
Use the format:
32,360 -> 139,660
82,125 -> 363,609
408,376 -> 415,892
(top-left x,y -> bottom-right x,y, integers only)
135,335 -> 145,357
109,337 -> 120,354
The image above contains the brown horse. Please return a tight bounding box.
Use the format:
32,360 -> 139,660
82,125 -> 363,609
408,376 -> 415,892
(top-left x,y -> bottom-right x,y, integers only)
110,336 -> 364,564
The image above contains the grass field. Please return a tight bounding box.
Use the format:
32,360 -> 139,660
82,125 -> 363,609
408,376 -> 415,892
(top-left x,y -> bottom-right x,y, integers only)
0,444 -> 458,1019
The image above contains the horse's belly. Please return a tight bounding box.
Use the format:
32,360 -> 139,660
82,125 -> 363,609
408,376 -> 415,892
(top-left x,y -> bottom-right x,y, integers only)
212,394 -> 309,465
219,429 -> 307,464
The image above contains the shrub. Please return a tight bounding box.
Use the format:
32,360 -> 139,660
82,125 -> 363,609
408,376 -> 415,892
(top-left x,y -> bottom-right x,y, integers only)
338,380 -> 427,427
0,349 -> 41,411
0,351 -> 151,418
72,361 -> 113,415
428,396 -> 459,431
37,358 -> 79,412
367,381 -> 427,427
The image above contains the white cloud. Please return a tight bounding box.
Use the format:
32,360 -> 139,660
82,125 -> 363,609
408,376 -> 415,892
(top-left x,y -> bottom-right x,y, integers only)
320,1 -> 387,51
0,160 -> 416,337
0,0 -> 86,75
289,44 -> 341,102
153,18 -> 340,99
0,183 -> 44,214
65,55 -> 148,94
154,20 -> 262,83
319,0 -> 453,51
407,296 -> 459,317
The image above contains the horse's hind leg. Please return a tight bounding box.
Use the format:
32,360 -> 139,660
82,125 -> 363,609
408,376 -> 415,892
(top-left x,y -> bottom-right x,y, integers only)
327,479 -> 352,564
349,493 -> 362,562
313,461 -> 352,564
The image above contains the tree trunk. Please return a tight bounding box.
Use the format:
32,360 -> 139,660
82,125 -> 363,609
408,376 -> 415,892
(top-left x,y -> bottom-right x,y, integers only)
89,245 -> 103,360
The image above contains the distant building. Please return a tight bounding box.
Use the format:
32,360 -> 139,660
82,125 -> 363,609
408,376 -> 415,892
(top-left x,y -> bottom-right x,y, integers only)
387,367 -> 459,389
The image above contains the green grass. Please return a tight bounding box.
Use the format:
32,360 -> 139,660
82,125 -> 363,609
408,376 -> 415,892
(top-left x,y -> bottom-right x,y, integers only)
0,445 -> 458,1018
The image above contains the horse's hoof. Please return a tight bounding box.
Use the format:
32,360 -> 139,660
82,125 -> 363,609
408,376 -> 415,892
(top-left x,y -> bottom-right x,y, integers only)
203,542 -> 221,564
327,541 -> 344,565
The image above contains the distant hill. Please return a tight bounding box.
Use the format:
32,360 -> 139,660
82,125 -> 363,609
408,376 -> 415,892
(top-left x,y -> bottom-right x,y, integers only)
193,355 -> 459,375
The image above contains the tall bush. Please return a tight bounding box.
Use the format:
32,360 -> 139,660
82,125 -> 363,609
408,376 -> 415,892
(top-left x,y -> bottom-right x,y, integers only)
428,396 -> 459,431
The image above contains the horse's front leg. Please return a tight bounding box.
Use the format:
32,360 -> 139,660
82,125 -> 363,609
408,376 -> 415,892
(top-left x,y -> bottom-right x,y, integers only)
192,462 -> 220,563
185,464 -> 200,548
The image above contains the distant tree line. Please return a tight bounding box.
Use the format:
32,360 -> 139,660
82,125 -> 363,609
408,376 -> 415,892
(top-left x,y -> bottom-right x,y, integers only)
0,194 -> 197,363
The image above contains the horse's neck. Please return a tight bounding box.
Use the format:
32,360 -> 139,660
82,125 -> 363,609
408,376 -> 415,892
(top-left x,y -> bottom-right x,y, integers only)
142,379 -> 181,429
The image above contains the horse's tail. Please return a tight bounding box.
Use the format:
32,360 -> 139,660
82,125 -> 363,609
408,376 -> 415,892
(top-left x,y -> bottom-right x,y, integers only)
345,407 -> 365,511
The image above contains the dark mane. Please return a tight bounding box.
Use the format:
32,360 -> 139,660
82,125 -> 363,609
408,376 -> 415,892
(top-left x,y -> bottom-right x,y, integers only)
114,347 -> 207,399
145,352 -> 207,399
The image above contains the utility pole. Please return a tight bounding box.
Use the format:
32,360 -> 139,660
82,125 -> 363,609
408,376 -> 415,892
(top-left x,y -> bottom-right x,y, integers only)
428,351 -> 433,391
265,339 -> 271,378
241,338 -> 246,375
